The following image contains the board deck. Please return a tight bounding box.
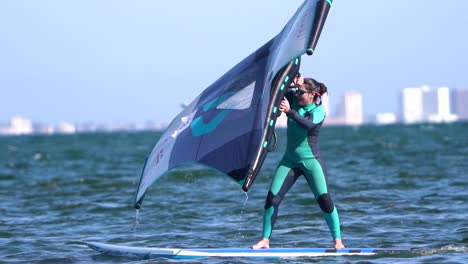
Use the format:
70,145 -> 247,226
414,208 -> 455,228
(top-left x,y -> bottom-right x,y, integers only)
87,242 -> 407,259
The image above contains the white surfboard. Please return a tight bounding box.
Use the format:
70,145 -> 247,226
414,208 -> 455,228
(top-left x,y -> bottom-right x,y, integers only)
87,242 -> 407,259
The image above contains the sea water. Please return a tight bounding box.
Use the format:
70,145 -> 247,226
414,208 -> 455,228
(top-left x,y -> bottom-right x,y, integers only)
1,123 -> 467,263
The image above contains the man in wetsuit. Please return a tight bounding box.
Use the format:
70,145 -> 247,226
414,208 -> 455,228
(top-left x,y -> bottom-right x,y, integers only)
252,76 -> 345,250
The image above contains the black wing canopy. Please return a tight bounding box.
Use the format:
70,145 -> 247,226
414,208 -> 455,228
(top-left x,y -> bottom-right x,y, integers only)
135,0 -> 332,209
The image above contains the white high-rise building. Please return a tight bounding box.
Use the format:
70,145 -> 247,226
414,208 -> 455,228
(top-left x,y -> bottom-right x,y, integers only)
325,91 -> 363,126
334,91 -> 363,125
451,89 -> 468,120
375,112 -> 397,125
400,85 -> 457,124
55,122 -> 76,134
2,116 -> 34,135
428,86 -> 457,122
400,87 -> 424,124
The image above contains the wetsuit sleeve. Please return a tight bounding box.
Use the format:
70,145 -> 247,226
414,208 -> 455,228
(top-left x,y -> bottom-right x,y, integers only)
277,91 -> 295,117
286,107 -> 325,130
284,91 -> 294,103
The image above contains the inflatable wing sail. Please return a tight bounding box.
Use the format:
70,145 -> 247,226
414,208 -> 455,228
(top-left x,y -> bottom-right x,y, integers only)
135,0 -> 332,209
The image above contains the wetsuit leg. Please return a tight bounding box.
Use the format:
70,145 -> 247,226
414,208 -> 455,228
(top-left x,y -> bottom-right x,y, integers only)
302,158 -> 342,239
262,160 -> 300,239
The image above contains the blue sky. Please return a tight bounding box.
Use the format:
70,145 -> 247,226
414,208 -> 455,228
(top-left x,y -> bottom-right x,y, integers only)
1,0 -> 467,125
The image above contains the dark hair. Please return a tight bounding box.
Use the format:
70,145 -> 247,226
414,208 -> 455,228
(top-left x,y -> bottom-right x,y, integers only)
303,78 -> 327,95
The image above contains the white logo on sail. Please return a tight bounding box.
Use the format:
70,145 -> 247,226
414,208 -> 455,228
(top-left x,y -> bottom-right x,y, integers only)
171,111 -> 196,138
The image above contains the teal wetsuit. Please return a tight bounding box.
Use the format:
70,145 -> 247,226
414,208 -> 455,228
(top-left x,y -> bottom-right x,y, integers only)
261,96 -> 342,240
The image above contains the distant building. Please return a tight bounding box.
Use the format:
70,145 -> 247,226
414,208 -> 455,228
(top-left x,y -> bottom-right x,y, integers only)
344,91 -> 363,125
55,122 -> 76,134
400,87 -> 424,124
0,116 -> 33,135
451,88 -> 468,120
331,91 -> 363,126
375,112 -> 397,125
400,85 -> 457,124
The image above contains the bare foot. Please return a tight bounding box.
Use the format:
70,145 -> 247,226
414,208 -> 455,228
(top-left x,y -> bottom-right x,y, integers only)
334,238 -> 345,249
251,238 -> 270,249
